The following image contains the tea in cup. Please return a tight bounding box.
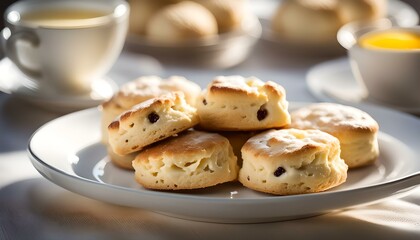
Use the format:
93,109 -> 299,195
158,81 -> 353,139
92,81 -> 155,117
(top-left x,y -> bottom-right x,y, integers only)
338,19 -> 420,110
1,0 -> 129,95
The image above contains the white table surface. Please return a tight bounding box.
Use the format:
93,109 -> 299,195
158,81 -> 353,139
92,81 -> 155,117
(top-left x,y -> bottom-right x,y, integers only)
1,40 -> 420,239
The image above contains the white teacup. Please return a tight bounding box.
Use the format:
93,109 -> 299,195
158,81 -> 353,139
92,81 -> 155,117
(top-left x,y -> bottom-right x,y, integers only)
1,0 -> 129,95
338,19 -> 420,110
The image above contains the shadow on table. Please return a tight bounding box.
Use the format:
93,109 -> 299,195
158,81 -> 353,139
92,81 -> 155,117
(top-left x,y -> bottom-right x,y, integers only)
0,178 -> 419,240
0,95 -> 61,152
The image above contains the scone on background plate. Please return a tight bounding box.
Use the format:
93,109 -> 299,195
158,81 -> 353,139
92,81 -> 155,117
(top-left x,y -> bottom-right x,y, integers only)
289,103 -> 379,168
337,0 -> 387,23
128,0 -> 167,35
133,130 -> 238,190
108,92 -> 199,155
197,76 -> 290,131
271,0 -> 387,44
193,0 -> 246,33
239,129 -> 348,195
271,0 -> 343,43
145,1 -> 218,43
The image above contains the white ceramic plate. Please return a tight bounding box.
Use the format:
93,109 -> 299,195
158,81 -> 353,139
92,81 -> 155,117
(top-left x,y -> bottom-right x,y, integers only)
306,58 -> 420,115
0,58 -> 117,113
28,103 -> 420,223
260,0 -> 419,56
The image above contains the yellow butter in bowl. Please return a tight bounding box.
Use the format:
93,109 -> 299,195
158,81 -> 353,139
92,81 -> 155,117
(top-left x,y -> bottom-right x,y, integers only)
359,30 -> 420,50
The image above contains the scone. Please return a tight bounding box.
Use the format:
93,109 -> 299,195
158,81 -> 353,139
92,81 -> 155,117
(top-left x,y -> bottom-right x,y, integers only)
272,0 -> 343,43
197,76 -> 291,131
145,1 -> 218,43
194,0 -> 246,32
128,0 -> 167,35
133,130 -> 238,190
101,76 -> 200,170
106,146 -> 139,170
288,103 -> 379,168
239,129 -> 348,195
101,75 -> 201,144
337,0 -> 387,23
108,92 -> 199,155
217,131 -> 258,167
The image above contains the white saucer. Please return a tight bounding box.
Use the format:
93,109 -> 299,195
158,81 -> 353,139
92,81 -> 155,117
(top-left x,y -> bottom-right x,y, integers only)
0,58 -> 118,113
306,58 -> 420,115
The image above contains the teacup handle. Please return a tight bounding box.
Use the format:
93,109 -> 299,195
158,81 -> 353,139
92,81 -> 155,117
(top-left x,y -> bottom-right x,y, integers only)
2,28 -> 42,79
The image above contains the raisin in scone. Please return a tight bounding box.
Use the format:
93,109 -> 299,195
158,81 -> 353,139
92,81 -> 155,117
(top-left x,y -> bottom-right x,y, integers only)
197,76 -> 291,131
108,92 -> 199,155
289,103 -> 379,168
101,75 -> 201,144
239,129 -> 348,195
133,130 -> 238,190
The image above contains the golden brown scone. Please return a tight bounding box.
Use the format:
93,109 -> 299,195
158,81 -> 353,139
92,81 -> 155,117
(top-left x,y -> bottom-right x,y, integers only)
145,1 -> 218,43
239,129 -> 348,195
337,0 -> 387,23
128,0 -> 167,35
194,0 -> 246,32
288,103 -> 379,168
101,76 -> 201,144
108,92 -> 199,155
272,0 -> 343,43
101,76 -> 200,170
217,131 -> 258,167
133,130 -> 238,190
197,76 -> 290,131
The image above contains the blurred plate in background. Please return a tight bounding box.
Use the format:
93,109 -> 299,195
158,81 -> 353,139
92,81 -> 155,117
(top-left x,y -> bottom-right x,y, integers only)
125,15 -> 262,69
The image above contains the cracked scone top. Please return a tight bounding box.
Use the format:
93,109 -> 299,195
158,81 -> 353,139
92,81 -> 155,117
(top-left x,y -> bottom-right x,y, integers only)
197,76 -> 291,131
239,129 -> 348,195
289,103 -> 379,168
108,92 -> 199,155
113,76 -> 201,109
133,130 -> 238,190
